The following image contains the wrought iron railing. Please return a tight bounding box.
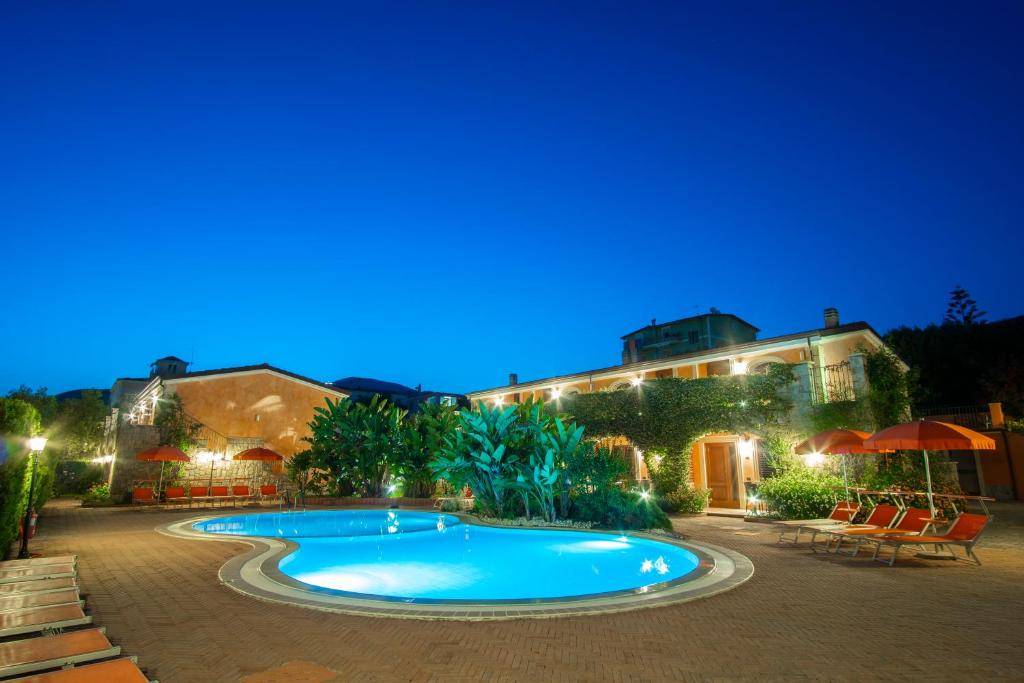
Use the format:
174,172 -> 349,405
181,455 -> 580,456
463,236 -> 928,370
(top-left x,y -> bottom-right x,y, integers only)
811,361 -> 856,404
915,405 -> 993,431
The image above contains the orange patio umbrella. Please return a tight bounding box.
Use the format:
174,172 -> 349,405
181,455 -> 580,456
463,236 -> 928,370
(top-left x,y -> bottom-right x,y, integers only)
136,446 -> 190,495
864,420 -> 995,517
232,447 -> 284,462
795,429 -> 887,502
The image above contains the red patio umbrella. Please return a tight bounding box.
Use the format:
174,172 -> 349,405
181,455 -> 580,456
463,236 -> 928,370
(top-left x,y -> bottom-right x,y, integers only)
794,429 -> 888,502
136,446 -> 190,495
864,420 -> 995,517
232,447 -> 283,462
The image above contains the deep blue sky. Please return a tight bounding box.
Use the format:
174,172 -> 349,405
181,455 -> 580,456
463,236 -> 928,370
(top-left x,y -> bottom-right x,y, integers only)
2,2 -> 1021,395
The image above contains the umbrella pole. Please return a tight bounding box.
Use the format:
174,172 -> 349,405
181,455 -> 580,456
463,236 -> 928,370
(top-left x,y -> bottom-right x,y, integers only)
208,460 -> 215,491
923,449 -> 936,518
157,462 -> 165,502
842,454 -> 850,503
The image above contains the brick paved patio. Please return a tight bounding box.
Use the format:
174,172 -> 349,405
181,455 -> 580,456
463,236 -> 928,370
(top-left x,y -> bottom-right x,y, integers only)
27,501 -> 1024,682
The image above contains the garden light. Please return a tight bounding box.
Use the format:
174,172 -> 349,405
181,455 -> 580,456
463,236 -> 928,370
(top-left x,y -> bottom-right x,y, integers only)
803,451 -> 826,467
28,436 -> 48,452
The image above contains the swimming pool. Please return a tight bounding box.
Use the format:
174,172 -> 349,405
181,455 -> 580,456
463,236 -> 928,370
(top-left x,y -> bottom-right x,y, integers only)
193,510 -> 702,602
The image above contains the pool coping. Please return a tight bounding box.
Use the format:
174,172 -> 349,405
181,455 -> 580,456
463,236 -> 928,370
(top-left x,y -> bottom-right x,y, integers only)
157,509 -> 754,621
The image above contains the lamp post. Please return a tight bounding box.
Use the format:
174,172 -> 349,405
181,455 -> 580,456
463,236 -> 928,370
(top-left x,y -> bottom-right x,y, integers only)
18,436 -> 48,559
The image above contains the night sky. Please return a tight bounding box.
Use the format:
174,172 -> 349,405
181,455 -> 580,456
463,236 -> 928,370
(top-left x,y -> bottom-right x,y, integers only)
2,2 -> 1021,395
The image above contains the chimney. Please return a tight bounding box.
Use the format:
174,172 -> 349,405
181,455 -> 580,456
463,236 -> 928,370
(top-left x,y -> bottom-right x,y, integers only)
824,307 -> 840,329
508,373 -> 518,386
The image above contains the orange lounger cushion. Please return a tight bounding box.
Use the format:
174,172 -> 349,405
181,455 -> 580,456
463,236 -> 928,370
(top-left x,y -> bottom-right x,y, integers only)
260,485 -> 278,496
0,605 -> 90,636
164,487 -> 186,499
6,658 -> 149,682
232,486 -> 250,496
211,486 -> 230,497
0,629 -> 116,675
0,578 -> 77,595
190,487 -> 210,498
131,488 -> 155,503
0,589 -> 79,613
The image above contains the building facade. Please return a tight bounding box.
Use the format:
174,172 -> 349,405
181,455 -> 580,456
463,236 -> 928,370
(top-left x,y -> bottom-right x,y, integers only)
467,309 -> 892,510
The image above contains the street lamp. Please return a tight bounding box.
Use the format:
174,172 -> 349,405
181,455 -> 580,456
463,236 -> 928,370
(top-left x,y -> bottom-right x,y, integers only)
18,436 -> 48,559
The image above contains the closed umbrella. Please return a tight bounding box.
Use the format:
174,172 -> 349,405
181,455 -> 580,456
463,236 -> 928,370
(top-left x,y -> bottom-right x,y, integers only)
864,420 -> 995,517
795,429 -> 889,503
136,446 -> 190,498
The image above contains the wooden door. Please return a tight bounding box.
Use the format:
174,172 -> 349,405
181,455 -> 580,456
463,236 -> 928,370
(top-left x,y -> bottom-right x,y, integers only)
705,443 -> 740,508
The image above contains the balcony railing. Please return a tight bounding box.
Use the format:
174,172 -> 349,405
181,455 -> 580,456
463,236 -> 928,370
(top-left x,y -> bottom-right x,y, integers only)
811,361 -> 856,404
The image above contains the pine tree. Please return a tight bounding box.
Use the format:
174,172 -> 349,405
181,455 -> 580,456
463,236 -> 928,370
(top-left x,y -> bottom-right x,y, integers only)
944,285 -> 987,325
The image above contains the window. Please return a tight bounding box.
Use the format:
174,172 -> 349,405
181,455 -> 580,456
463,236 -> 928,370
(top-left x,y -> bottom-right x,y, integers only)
687,330 -> 699,344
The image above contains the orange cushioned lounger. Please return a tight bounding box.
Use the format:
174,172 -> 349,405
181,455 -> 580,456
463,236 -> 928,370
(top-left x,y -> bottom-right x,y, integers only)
5,657 -> 150,683
0,588 -> 80,613
809,504 -> 903,553
232,485 -> 252,503
190,486 -> 212,504
131,488 -> 156,505
870,513 -> 990,566
0,628 -> 120,679
0,578 -> 77,596
0,564 -> 76,585
211,486 -> 230,499
164,487 -> 188,506
0,556 -> 76,571
776,502 -> 861,544
0,604 -> 91,638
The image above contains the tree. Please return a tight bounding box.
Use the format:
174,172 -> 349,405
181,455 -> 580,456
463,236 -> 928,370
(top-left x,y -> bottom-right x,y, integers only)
5,387 -> 57,428
945,285 -> 986,325
399,402 -> 459,498
153,394 -> 201,451
286,450 -> 316,505
51,390 -> 108,459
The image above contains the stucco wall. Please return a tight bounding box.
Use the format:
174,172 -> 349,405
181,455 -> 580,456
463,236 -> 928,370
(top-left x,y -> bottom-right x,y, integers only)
165,371 -> 345,458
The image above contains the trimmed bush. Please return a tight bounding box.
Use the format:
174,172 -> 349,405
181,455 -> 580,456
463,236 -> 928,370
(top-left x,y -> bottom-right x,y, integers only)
660,485 -> 711,514
757,468 -> 844,520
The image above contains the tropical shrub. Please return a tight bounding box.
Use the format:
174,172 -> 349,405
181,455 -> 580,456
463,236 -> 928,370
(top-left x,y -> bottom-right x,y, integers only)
400,402 -> 459,498
661,485 -> 711,514
757,468 -> 844,520
82,483 -> 111,504
55,460 -> 104,495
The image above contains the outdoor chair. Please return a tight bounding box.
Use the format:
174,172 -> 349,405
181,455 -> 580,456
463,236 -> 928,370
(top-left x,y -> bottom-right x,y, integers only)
869,512 -> 991,566
808,504 -> 902,553
130,488 -> 156,506
0,604 -> 92,639
3,657 -> 153,682
816,508 -> 933,556
776,502 -> 861,544
210,486 -> 232,507
0,578 -> 78,597
189,486 -> 213,506
0,564 -> 77,585
231,485 -> 254,505
0,628 -> 121,679
0,588 -> 81,613
0,556 -> 76,571
163,486 -> 189,507
259,484 -> 283,505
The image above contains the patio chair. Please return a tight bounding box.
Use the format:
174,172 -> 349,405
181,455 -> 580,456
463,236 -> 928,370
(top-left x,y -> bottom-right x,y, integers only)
3,657 -> 153,682
210,486 -> 232,507
163,486 -> 189,508
0,564 -> 76,585
231,485 -> 255,505
189,486 -> 213,507
0,578 -> 78,597
808,504 -> 902,553
0,604 -> 92,639
131,488 -> 156,506
869,512 -> 991,566
0,628 -> 120,679
0,556 -> 77,571
259,484 -> 283,505
817,507 -> 933,556
776,502 -> 861,544
0,588 -> 81,613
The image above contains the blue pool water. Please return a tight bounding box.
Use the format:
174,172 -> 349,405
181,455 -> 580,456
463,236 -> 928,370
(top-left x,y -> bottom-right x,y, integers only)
193,510 -> 701,602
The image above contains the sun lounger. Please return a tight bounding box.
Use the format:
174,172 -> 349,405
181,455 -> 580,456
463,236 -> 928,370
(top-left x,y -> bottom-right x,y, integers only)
0,604 -> 91,639
210,486 -> 232,507
163,487 -> 189,507
0,628 -> 120,678
0,579 -> 77,597
259,484 -> 283,505
0,557 -> 76,571
231,485 -> 254,505
869,512 -> 991,566
0,589 -> 81,613
776,502 -> 861,543
808,504 -> 902,553
0,565 -> 76,585
131,488 -> 156,505
817,507 -> 933,556
4,657 -> 152,682
189,486 -> 213,507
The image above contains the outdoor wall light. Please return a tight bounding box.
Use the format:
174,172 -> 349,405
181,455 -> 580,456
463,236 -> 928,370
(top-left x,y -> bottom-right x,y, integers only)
732,359 -> 748,375
550,387 -> 562,400
630,376 -> 643,387
92,454 -> 114,464
803,452 -> 826,467
492,396 -> 505,407
738,437 -> 755,459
